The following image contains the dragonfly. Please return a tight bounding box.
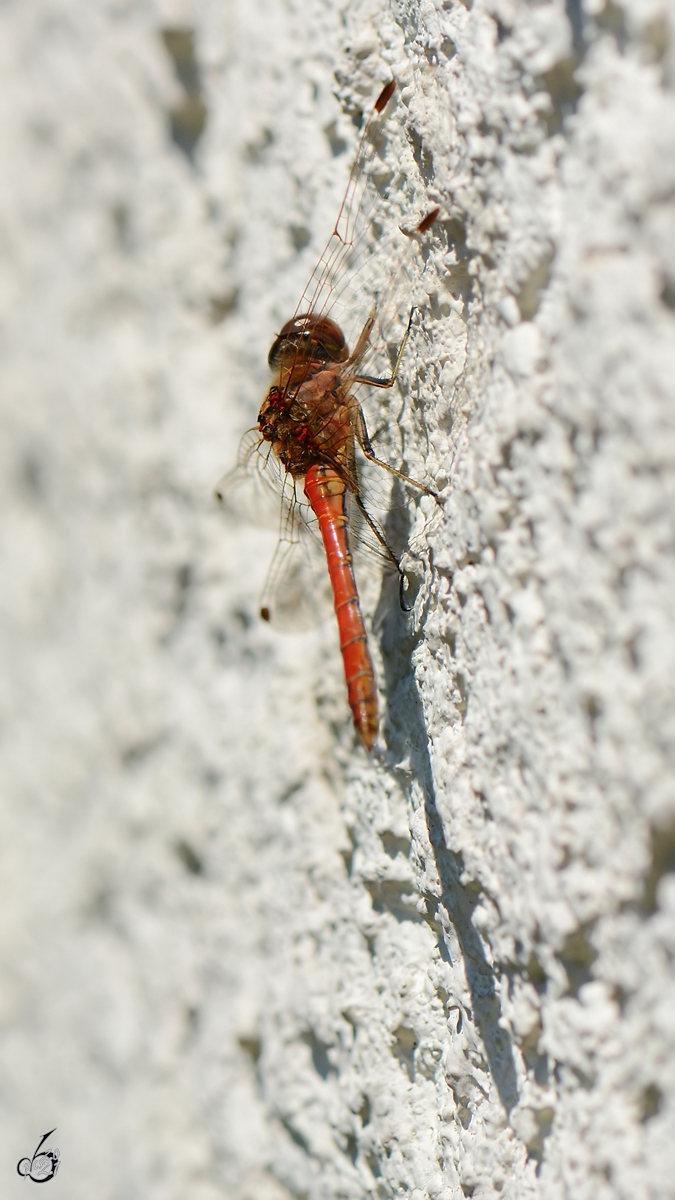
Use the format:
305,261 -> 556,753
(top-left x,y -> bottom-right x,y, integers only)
219,79 -> 440,751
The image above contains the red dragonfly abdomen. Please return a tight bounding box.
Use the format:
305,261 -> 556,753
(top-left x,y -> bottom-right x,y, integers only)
303,463 -> 378,751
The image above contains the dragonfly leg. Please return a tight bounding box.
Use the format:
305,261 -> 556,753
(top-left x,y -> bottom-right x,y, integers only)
348,312 -> 377,367
353,490 -> 400,571
353,308 -> 415,389
399,571 -> 414,613
355,406 -> 440,502
353,489 -> 416,615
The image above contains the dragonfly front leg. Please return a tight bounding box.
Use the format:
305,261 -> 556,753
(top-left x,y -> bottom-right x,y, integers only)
347,312 -> 377,368
352,308 -> 415,389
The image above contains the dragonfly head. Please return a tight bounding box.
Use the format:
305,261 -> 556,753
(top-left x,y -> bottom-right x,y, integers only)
268,313 -> 349,370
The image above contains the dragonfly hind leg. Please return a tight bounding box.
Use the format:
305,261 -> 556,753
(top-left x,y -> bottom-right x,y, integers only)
352,491 -> 414,615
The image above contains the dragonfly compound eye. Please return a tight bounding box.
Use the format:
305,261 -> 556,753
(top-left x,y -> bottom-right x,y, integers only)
267,314 -> 348,368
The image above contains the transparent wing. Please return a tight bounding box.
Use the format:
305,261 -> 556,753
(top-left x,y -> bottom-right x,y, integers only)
215,428 -> 283,525
291,82 -> 427,381
216,430 -> 333,631
258,522 -> 333,632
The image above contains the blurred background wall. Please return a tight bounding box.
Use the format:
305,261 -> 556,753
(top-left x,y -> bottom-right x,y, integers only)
0,1 -> 674,1198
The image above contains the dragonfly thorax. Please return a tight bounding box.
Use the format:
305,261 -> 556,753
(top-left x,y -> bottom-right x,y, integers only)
258,368 -> 352,478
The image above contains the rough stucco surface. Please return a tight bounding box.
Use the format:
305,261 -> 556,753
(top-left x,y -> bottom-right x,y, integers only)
1,0 -> 675,1197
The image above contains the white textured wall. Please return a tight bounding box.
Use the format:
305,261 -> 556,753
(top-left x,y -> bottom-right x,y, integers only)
1,1 -> 674,1198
